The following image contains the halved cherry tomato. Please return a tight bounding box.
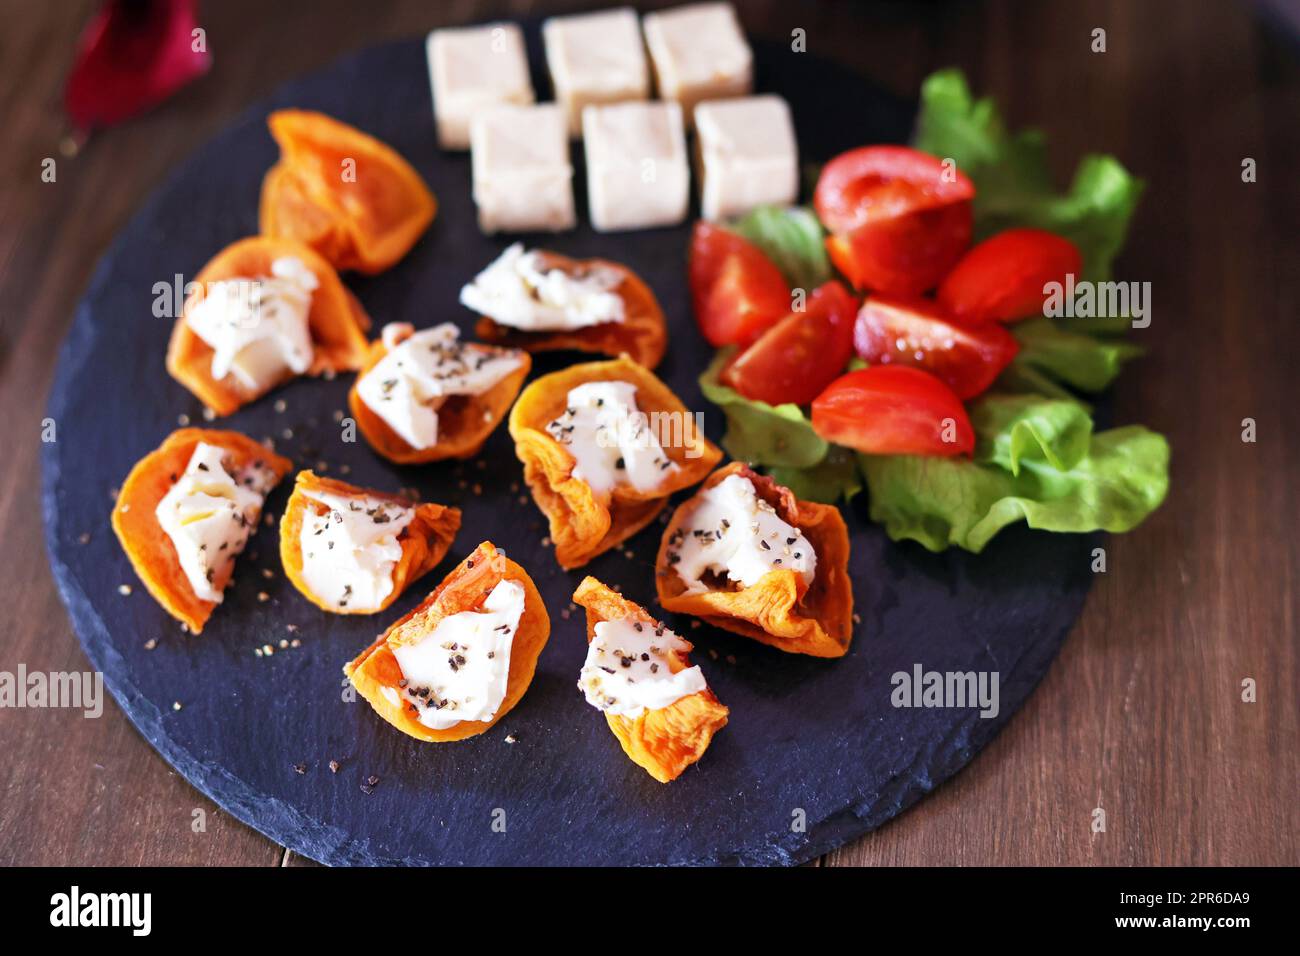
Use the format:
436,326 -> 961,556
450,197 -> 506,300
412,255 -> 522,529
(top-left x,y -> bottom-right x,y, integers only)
811,366 -> 974,457
826,200 -> 973,295
814,146 -> 975,296
688,221 -> 791,347
720,280 -> 859,406
852,294 -> 1019,400
936,228 -> 1083,325
814,146 -> 975,234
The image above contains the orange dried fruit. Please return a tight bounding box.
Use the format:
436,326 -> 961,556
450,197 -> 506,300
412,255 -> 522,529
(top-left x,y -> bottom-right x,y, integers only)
508,356 -> 721,569
278,470 -> 460,615
573,577 -> 728,783
347,324 -> 530,465
472,250 -> 667,369
165,235 -> 371,416
111,428 -> 292,634
260,109 -> 436,274
655,462 -> 854,658
344,542 -> 550,742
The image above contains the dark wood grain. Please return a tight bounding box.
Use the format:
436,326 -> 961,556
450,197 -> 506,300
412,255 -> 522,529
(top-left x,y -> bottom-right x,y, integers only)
1,0 -> 1295,866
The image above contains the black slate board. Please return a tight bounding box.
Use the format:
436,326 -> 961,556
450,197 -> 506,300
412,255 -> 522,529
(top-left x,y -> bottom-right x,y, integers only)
41,34 -> 1093,866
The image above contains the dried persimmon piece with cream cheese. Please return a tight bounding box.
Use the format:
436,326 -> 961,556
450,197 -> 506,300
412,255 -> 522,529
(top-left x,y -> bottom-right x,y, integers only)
655,462 -> 853,658
344,542 -> 550,742
279,470 -> 460,615
573,577 -> 728,783
111,428 -> 293,634
348,322 -> 530,465
464,245 -> 667,369
260,110 -> 437,275
166,236 -> 371,417
508,356 -> 721,569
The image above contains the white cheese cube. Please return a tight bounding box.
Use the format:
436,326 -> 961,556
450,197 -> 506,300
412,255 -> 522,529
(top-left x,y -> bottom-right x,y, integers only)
582,101 -> 689,232
695,95 -> 798,221
427,23 -> 535,150
542,8 -> 650,137
642,2 -> 752,124
470,104 -> 575,234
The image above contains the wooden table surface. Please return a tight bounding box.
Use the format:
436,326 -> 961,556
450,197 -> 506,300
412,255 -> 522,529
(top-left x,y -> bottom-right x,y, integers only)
1,0 -> 1295,867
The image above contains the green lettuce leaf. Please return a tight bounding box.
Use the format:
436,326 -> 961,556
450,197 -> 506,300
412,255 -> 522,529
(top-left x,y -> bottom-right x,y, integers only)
729,205 -> 831,290
768,446 -> 863,504
1056,311 -> 1135,337
990,359 -> 1080,404
1004,318 -> 1143,394
971,394 -> 1093,474
1013,156 -> 1145,283
914,69 -> 1144,281
914,69 -> 1053,202
860,401 -> 1170,553
699,349 -> 829,468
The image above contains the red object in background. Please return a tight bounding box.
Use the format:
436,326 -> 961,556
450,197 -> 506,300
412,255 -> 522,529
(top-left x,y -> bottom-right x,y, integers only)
937,228 -> 1084,325
811,365 -> 975,457
64,0 -> 210,133
852,294 -> 1019,400
720,280 -> 859,406
815,145 -> 975,295
688,221 -> 792,348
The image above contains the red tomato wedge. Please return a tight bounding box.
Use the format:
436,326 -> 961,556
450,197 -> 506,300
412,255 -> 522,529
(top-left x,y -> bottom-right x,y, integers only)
852,295 -> 1019,400
814,146 -> 975,234
811,366 -> 974,457
720,280 -> 859,406
815,146 -> 975,295
826,200 -> 973,296
937,228 -> 1084,325
688,221 -> 791,347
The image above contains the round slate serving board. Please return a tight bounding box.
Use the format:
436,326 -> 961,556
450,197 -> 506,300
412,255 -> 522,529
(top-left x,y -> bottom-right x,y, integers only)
41,33 -> 1093,866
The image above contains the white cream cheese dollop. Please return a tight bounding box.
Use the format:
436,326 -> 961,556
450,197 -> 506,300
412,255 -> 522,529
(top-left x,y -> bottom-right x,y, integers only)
578,617 -> 706,718
667,474 -> 816,594
298,489 -> 415,612
391,578 -> 525,730
355,322 -> 525,450
545,381 -> 678,495
459,243 -> 626,331
186,256 -> 317,392
154,442 -> 279,603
